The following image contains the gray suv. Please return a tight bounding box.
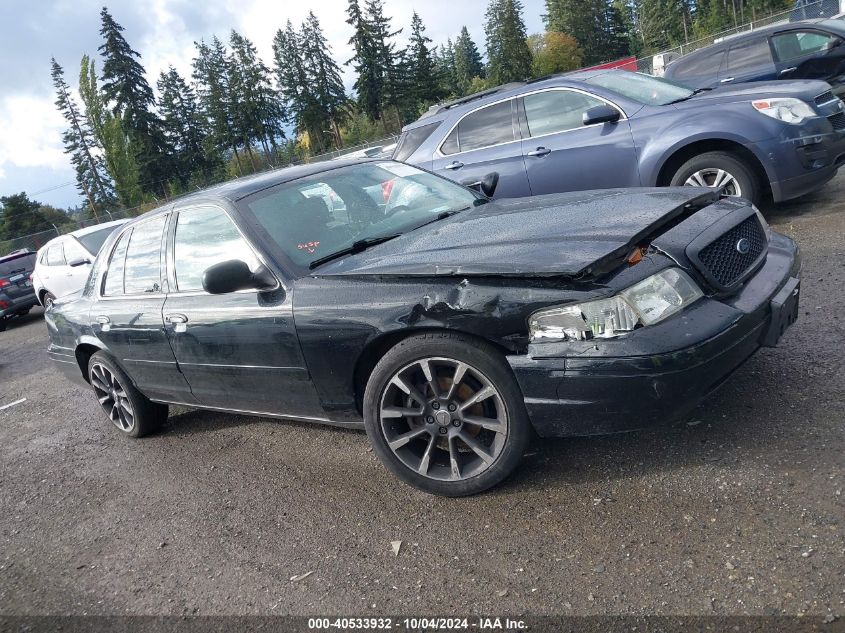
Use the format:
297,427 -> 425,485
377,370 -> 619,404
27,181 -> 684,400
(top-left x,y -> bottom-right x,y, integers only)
394,70 -> 845,206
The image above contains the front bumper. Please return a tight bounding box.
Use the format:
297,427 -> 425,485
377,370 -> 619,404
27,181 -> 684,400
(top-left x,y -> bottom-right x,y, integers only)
507,232 -> 801,437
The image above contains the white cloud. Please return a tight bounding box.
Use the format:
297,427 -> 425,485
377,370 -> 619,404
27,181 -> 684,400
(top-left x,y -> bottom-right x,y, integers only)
0,95 -> 67,180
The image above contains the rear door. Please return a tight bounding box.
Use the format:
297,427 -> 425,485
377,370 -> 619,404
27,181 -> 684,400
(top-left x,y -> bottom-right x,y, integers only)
719,36 -> 777,84
518,88 -> 640,195
430,99 -> 532,198
92,214 -> 194,403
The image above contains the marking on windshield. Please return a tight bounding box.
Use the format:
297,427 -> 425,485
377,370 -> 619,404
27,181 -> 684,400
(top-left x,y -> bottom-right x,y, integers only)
297,241 -> 321,254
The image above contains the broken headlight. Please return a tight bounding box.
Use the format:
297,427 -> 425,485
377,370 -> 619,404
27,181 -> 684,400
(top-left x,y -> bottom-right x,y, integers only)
528,268 -> 704,342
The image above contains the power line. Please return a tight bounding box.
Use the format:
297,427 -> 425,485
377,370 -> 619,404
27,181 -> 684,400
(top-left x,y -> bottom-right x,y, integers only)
29,181 -> 77,196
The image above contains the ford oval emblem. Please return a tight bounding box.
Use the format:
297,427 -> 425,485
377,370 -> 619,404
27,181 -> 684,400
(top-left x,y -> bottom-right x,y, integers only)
736,238 -> 751,255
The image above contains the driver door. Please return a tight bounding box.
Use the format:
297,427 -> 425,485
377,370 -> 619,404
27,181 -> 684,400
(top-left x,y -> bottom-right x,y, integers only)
162,203 -> 324,418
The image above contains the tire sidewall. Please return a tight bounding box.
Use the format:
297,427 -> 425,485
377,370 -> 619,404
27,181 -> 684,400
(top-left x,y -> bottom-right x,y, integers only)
363,332 -> 531,496
87,351 -> 162,438
671,152 -> 758,205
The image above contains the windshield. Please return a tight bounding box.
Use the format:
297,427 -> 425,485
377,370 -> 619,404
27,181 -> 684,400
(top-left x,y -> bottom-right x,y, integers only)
76,224 -> 123,255
585,71 -> 694,105
238,162 -> 480,272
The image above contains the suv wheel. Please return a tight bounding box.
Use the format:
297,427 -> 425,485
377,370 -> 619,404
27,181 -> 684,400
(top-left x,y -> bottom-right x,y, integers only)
363,332 -> 532,496
670,151 -> 759,205
87,352 -> 168,438
42,292 -> 56,309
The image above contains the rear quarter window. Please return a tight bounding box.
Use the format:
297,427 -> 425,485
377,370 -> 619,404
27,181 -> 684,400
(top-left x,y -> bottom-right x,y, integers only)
394,122 -> 440,162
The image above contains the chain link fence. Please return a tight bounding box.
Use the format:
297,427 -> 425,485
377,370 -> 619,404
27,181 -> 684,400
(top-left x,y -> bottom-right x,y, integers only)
0,228 -> 60,256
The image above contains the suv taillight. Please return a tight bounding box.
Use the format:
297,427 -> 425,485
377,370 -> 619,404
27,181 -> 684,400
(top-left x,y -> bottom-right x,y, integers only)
0,278 -> 10,288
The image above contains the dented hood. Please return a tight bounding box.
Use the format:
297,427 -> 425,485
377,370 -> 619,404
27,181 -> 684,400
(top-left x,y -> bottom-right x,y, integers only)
312,187 -> 718,278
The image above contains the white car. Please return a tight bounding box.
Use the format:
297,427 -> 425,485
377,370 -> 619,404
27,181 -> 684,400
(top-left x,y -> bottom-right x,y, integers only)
32,220 -> 128,307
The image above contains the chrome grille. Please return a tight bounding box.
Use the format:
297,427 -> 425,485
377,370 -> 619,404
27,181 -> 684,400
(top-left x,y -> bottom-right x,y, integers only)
696,216 -> 767,289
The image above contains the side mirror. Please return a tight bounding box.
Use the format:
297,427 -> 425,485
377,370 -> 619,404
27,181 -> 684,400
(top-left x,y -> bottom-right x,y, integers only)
583,104 -> 621,126
202,260 -> 277,294
67,257 -> 92,267
461,172 -> 500,198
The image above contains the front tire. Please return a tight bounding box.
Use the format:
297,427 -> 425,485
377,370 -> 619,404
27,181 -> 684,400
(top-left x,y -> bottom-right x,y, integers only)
670,151 -> 760,205
87,352 -> 168,438
363,332 -> 532,496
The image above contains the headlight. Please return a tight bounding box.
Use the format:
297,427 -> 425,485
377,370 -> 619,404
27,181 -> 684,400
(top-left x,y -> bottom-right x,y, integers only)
751,98 -> 816,124
528,268 -> 704,342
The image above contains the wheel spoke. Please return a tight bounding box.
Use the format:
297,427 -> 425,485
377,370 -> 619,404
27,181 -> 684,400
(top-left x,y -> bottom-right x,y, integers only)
459,385 -> 496,411
390,376 -> 427,407
381,406 -> 424,419
388,426 -> 429,450
448,436 -> 461,479
97,394 -> 111,405
712,169 -> 728,189
418,433 -> 437,475
462,414 -> 504,433
418,359 -> 439,398
685,171 -> 707,187
458,431 -> 495,464
445,362 -> 467,400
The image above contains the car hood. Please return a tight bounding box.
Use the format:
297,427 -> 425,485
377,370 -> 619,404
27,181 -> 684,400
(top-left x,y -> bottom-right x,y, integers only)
672,79 -> 831,108
311,188 -> 719,278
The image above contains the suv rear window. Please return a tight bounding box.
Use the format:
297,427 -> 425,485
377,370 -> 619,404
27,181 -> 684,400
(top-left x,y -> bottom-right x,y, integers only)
0,252 -> 35,276
394,122 -> 439,162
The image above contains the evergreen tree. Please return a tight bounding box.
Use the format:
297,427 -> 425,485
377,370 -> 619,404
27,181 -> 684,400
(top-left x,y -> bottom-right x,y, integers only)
634,0 -> 689,51
346,0 -> 383,121
544,0 -> 631,66
50,57 -> 113,219
434,42 -> 459,97
79,54 -> 142,208
157,66 -> 218,186
406,12 -> 441,109
300,12 -> 349,150
193,37 -> 241,169
453,27 -> 485,95
273,21 -> 313,140
98,7 -> 171,197
364,0 -> 404,127
484,0 -> 533,85
228,29 -> 284,166
0,194 -> 69,241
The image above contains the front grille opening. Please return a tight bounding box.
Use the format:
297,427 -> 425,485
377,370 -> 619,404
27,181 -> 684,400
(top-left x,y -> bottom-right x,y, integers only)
828,111 -> 845,131
815,90 -> 835,105
697,216 -> 766,288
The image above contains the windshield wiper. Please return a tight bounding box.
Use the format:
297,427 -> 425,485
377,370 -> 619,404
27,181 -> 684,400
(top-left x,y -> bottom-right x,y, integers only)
309,234 -> 402,270
666,87 -> 714,105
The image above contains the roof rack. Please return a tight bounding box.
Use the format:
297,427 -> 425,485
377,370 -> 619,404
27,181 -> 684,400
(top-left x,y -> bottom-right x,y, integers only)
418,82 -> 526,119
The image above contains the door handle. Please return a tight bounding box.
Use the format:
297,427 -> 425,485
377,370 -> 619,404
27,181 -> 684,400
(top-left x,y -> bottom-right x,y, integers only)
720,76 -> 735,83
166,314 -> 188,324
95,315 -> 110,324
779,66 -> 797,76
444,161 -> 464,170
527,147 -> 551,157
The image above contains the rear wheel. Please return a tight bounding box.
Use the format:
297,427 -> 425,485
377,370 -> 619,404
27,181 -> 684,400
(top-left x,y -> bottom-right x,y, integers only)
363,332 -> 532,496
87,352 -> 168,438
42,292 -> 56,309
670,151 -> 760,205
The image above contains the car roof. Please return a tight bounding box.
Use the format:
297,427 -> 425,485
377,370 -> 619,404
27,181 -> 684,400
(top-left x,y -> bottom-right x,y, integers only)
68,218 -> 129,237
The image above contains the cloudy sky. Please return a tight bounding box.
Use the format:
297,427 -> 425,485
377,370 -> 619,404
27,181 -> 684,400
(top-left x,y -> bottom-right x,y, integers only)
0,0 -> 546,209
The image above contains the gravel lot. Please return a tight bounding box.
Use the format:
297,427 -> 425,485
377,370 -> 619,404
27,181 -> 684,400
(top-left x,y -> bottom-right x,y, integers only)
0,179 -> 843,620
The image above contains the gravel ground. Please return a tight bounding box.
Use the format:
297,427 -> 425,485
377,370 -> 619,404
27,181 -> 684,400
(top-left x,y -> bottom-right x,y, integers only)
0,179 -> 843,619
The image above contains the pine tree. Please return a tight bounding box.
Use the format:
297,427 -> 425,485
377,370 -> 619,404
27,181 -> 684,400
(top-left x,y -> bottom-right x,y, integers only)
346,0 -> 383,121
157,66 -> 218,187
98,7 -> 171,198
300,12 -> 349,150
453,27 -> 485,95
273,22 -> 313,140
364,0 -> 404,127
51,58 -> 113,219
406,12 -> 441,110
545,0 -> 630,66
193,37 -> 241,170
484,0 -> 533,85
228,29 -> 284,167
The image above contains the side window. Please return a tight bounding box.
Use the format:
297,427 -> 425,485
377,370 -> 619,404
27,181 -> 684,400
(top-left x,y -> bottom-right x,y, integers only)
727,38 -> 774,72
63,239 -> 88,263
46,243 -> 66,266
394,122 -> 440,162
441,100 -> 514,155
103,230 -> 131,296
173,206 -> 260,292
523,90 -> 608,137
123,215 -> 167,294
772,31 -> 839,62
671,49 -> 725,82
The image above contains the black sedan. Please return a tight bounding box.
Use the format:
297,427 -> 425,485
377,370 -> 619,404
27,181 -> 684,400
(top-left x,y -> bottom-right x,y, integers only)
46,159 -> 801,496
